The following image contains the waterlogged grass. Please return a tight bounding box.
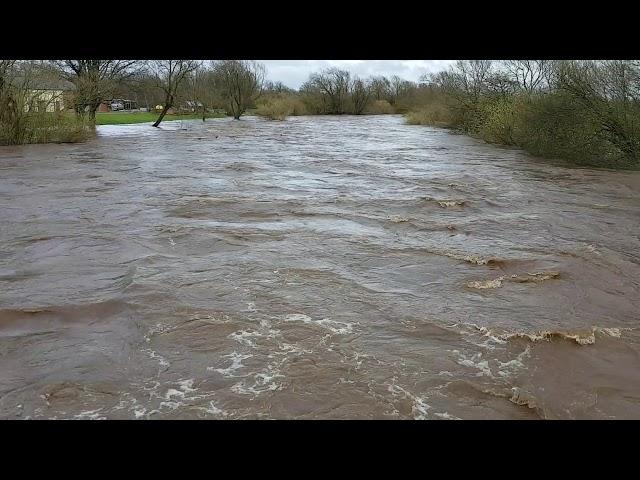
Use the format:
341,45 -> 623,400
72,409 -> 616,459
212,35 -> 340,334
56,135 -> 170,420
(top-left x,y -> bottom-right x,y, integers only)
95,111 -> 226,125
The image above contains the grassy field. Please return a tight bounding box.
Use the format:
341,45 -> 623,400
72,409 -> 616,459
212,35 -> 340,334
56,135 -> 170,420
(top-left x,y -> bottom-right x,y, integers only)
95,111 -> 226,125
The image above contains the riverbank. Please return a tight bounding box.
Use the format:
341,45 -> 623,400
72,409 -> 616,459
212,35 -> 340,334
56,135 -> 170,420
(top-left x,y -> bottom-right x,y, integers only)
95,111 -> 226,125
404,97 -> 640,170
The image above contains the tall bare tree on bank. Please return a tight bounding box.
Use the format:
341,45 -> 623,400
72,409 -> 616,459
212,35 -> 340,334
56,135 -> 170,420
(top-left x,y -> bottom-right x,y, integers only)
556,60 -> 640,162
185,63 -> 216,122
212,60 -> 265,120
370,76 -> 392,102
149,60 -> 200,127
350,77 -> 372,114
503,60 -> 553,93
305,68 -> 351,114
54,60 -> 139,123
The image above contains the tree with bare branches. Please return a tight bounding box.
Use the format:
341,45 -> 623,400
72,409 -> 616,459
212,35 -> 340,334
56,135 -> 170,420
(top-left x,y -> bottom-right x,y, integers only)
350,77 -> 372,114
212,60 -> 265,120
148,60 -> 200,127
53,60 -> 140,123
503,60 -> 553,93
305,68 -> 351,114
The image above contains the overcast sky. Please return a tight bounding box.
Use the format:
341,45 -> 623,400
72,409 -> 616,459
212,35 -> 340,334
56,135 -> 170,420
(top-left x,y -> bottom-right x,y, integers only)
261,60 -> 455,89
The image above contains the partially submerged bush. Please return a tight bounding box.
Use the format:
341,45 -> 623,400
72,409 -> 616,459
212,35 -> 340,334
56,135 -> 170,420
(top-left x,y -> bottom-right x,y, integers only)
1,112 -> 93,145
256,97 -> 292,120
405,103 -> 452,128
30,113 -> 93,144
256,93 -> 309,120
365,100 -> 395,115
289,97 -> 308,116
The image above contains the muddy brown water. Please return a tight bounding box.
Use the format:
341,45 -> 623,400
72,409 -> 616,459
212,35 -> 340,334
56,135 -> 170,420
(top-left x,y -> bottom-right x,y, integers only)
1,115 -> 639,419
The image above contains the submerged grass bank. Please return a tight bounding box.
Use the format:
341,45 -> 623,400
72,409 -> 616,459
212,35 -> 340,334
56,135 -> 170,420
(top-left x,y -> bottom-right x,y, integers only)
95,111 -> 226,125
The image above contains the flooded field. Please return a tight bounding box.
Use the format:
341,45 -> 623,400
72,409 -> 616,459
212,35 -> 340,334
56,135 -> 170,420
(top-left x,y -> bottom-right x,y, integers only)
1,114 -> 639,419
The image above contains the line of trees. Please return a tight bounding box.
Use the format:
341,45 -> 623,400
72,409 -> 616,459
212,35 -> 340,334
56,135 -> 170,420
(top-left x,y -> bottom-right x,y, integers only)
0,59 -> 271,139
3,59 -> 639,168
407,60 -> 640,168
252,69 -> 424,118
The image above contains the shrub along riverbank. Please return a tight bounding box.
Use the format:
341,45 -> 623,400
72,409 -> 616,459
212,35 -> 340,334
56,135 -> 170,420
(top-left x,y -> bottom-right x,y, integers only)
0,112 -> 92,145
403,61 -> 640,169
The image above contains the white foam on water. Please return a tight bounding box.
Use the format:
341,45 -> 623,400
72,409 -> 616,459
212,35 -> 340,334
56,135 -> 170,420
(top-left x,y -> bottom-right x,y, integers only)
278,342 -> 313,355
284,313 -> 312,323
229,330 -> 261,347
159,401 -> 182,410
203,401 -> 228,417
230,326 -> 281,348
73,409 -> 107,420
284,313 -> 356,335
142,348 -> 170,368
209,352 -> 252,377
412,398 -> 431,420
145,323 -> 175,341
230,363 -> 285,396
177,379 -> 196,394
456,352 -> 493,377
497,346 -> 531,378
433,411 -> 461,420
134,408 -> 147,419
338,378 -> 356,384
316,318 -> 355,335
164,389 -> 185,400
387,382 -> 432,420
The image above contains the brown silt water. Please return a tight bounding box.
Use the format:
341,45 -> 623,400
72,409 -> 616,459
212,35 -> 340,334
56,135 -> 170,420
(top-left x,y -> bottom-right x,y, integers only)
1,115 -> 639,419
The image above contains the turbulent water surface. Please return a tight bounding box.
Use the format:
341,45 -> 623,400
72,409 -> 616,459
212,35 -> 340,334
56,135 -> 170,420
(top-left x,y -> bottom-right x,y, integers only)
1,115 -> 640,419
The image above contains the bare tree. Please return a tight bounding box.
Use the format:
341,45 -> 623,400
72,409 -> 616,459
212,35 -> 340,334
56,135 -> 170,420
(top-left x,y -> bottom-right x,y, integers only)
429,60 -> 494,109
503,60 -> 552,93
148,60 -> 200,127
53,60 -> 140,123
350,77 -> 372,114
389,76 -> 414,104
185,63 -> 217,121
263,80 -> 292,94
485,71 -> 519,98
212,60 -> 265,120
306,68 -> 351,114
554,60 -> 640,161
369,76 -> 392,101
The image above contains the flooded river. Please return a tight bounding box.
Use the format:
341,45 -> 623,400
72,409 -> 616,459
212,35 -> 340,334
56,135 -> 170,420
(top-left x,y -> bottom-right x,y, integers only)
1,115 -> 639,419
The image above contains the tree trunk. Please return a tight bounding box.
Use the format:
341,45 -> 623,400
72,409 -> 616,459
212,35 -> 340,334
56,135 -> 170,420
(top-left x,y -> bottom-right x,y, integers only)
88,102 -> 100,125
153,94 -> 173,128
153,106 -> 170,127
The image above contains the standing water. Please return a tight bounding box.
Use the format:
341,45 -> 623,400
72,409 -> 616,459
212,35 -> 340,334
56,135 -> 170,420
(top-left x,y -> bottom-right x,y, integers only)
1,115 -> 639,419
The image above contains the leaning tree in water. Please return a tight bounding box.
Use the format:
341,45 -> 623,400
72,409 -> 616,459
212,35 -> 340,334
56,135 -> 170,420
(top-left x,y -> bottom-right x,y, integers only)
149,60 -> 201,127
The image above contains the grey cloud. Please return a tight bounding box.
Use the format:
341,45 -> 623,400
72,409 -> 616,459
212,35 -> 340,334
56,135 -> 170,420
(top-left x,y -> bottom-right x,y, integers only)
260,60 -> 455,89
